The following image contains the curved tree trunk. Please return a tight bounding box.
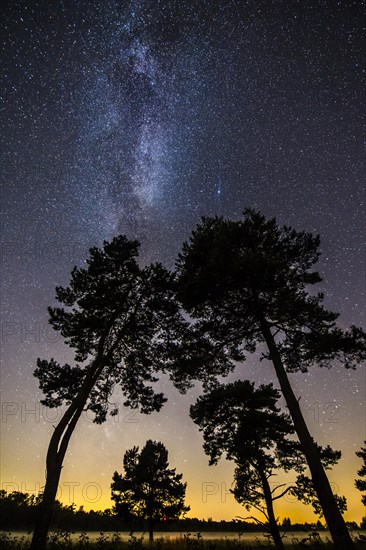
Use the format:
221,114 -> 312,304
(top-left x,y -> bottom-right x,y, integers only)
259,316 -> 354,550
258,468 -> 285,550
29,357 -> 105,550
28,459 -> 62,550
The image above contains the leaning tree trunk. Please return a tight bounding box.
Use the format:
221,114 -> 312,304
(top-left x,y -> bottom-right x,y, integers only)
29,458 -> 63,550
258,467 -> 285,550
29,357 -> 105,550
259,316 -> 355,550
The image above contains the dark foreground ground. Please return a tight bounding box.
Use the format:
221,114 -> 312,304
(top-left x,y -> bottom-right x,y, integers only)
0,531 -> 365,549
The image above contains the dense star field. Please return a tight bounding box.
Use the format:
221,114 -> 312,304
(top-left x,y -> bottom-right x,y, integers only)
1,0 -> 365,522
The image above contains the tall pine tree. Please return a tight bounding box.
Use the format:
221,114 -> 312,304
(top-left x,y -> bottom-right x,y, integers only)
30,236 -> 230,550
176,209 -> 365,549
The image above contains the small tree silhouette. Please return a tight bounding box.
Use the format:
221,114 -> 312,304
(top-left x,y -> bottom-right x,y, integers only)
111,440 -> 189,541
190,380 -> 345,550
191,380 -> 304,550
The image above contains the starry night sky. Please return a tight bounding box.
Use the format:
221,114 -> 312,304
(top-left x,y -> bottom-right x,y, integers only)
1,0 -> 365,522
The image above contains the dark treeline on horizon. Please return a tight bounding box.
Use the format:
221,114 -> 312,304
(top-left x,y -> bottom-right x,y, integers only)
1,491 -> 364,534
